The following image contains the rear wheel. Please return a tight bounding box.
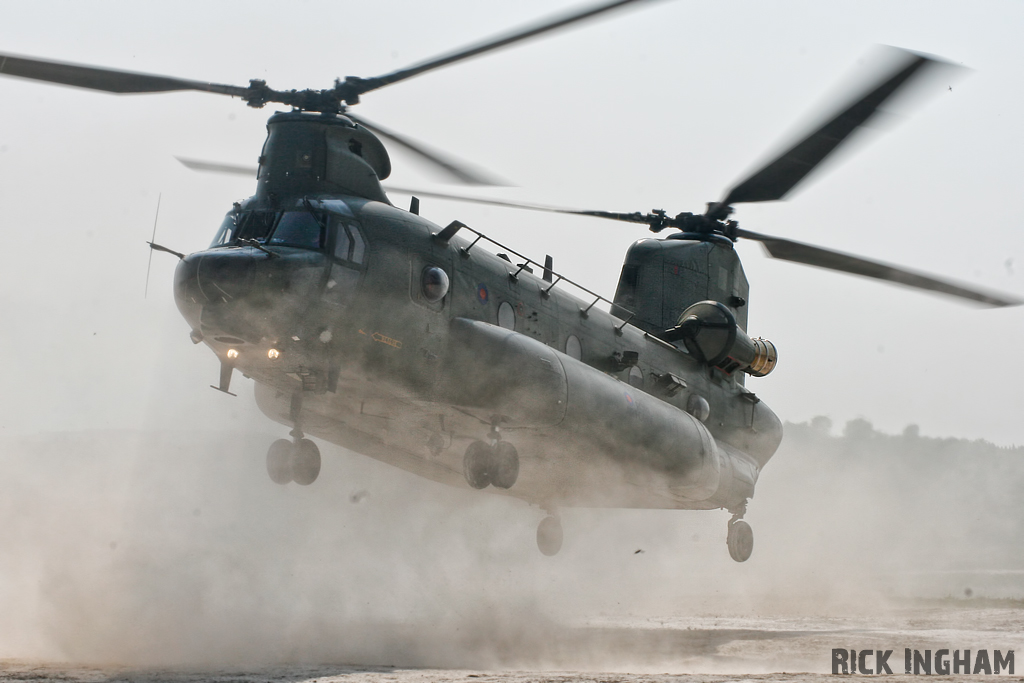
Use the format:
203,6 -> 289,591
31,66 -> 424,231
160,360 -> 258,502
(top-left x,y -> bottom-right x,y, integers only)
727,520 -> 754,562
537,515 -> 563,556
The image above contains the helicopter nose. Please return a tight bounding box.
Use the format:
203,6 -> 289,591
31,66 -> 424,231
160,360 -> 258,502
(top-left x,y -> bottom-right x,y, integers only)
197,249 -> 256,302
175,249 -> 256,304
174,253 -> 203,304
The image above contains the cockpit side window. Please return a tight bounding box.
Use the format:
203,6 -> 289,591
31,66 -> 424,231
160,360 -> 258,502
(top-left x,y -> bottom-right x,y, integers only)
351,225 -> 366,263
268,211 -> 325,249
331,216 -> 366,264
323,215 -> 367,308
333,215 -> 352,261
210,212 -> 240,248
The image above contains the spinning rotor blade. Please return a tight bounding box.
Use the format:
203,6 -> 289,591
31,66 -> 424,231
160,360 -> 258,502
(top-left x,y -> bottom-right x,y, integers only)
352,0 -> 653,96
734,228 -> 1021,307
0,52 -> 249,97
1,2 -> 663,184
383,186 -> 1021,307
178,126 -> 506,187
347,114 -> 505,186
176,157 -> 256,176
719,50 -> 942,207
383,186 -> 651,224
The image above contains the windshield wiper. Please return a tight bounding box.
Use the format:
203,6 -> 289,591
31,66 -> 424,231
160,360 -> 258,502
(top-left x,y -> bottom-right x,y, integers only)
238,238 -> 279,258
302,197 -> 329,232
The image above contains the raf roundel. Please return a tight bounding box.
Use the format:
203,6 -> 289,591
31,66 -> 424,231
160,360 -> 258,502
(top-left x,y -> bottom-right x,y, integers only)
476,283 -> 489,305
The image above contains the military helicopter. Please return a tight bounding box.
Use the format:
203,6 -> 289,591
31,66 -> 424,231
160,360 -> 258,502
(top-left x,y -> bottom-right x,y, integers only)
1,0 -> 1018,562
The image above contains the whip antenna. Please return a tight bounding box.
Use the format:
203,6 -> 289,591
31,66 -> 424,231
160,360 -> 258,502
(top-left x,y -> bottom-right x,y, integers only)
144,193 -> 162,299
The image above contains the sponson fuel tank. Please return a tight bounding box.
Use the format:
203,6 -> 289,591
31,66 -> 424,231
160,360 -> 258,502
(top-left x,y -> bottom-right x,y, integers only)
440,319 -> 721,501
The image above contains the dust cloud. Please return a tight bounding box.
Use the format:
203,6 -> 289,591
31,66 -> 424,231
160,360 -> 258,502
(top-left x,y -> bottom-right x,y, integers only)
0,417 -> 1021,672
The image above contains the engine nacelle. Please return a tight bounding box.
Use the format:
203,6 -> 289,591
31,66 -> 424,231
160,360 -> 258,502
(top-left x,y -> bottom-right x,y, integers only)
664,300 -> 778,377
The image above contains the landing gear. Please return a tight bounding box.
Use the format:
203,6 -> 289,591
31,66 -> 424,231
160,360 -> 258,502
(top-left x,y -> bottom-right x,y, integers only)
463,440 -> 493,489
265,437 -> 321,485
492,442 -> 519,489
266,439 -> 294,484
727,507 -> 753,562
537,515 -> 563,556
292,439 -> 322,486
265,392 -> 322,486
461,426 -> 519,490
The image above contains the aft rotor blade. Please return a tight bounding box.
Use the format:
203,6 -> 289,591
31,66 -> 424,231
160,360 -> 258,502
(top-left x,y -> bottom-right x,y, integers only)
0,52 -> 249,97
720,50 -> 941,207
176,157 -> 257,176
348,114 -> 505,186
352,0 -> 653,95
735,228 -> 1021,307
383,186 -> 655,225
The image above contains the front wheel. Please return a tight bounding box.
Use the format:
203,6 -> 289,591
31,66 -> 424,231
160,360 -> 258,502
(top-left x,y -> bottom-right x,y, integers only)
463,441 -> 493,489
266,439 -> 293,485
292,439 -> 321,486
491,442 -> 519,489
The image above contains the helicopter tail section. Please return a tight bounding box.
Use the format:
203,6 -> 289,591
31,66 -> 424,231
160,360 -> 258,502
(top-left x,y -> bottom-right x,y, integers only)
612,237 -> 750,337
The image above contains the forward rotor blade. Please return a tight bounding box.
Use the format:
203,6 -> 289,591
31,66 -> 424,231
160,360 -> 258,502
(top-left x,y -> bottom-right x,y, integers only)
348,114 -> 506,186
383,186 -> 654,225
176,157 -> 257,176
353,0 -> 653,95
0,52 -> 249,97
720,49 -> 942,207
735,228 -> 1021,307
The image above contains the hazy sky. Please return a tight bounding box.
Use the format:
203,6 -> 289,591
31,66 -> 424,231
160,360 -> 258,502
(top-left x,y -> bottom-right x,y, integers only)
0,0 -> 1021,444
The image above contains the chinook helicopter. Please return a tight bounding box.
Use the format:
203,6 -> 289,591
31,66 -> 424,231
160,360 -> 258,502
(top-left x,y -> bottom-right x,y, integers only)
1,0 -> 1019,561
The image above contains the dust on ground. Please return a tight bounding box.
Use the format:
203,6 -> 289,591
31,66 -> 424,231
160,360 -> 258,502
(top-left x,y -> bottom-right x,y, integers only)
0,423 -> 1021,678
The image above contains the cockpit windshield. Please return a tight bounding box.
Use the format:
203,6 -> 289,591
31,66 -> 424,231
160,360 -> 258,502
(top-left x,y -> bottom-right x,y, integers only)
209,209 -> 327,250
237,211 -> 279,242
268,211 -> 324,249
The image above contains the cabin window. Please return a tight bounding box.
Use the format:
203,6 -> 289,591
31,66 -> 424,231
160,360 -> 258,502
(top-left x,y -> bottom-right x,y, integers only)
497,301 -> 516,330
268,211 -> 325,249
421,266 -> 450,303
628,366 -> 643,389
565,335 -> 582,360
686,394 -> 710,422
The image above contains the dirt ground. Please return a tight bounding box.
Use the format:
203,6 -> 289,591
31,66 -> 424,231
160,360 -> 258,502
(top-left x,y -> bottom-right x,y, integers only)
1,601 -> 1020,682
1,432 -> 1022,682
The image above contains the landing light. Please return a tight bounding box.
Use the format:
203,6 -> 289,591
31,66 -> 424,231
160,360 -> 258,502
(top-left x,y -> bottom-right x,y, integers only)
268,348 -> 281,360
226,348 -> 240,360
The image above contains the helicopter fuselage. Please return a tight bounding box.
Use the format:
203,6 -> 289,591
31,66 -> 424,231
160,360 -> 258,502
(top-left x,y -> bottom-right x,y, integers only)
3,5 -> 1010,562
174,193 -> 782,513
